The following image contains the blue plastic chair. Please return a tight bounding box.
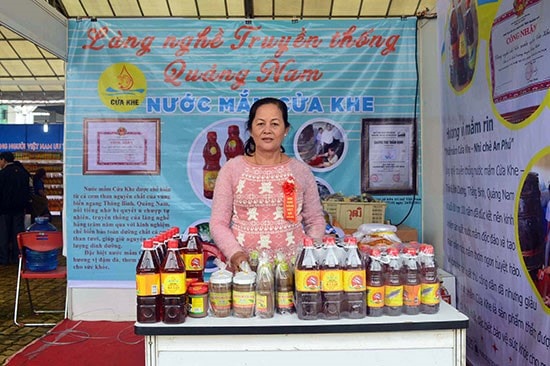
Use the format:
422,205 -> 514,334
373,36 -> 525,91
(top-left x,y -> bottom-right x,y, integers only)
14,231 -> 67,327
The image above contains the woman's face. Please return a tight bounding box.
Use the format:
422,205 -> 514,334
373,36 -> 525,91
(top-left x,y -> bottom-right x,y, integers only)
250,103 -> 289,154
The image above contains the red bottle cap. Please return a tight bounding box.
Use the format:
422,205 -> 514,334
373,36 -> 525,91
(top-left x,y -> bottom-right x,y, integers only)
143,239 -> 153,249
420,243 -> 434,254
323,236 -> 336,246
303,236 -> 314,247
189,226 -> 198,234
387,246 -> 400,256
343,235 -> 357,245
370,247 -> 381,257
168,239 -> 179,249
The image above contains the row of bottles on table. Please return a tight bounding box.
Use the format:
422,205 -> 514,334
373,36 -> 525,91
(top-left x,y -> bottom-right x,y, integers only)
244,252 -> 295,318
203,125 -> 245,198
147,226 -> 205,281
214,251 -> 295,319
137,230 -> 440,323
295,236 -> 440,320
136,226 -> 206,324
366,242 -> 440,317
295,235 -> 367,320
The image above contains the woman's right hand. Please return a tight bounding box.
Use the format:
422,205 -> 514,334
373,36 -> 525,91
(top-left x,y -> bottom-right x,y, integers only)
230,251 -> 250,272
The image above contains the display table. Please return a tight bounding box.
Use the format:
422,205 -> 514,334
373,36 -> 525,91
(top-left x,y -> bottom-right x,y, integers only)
135,301 -> 468,366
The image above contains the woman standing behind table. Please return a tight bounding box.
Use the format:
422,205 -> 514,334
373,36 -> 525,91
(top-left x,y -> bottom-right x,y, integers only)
210,97 -> 326,270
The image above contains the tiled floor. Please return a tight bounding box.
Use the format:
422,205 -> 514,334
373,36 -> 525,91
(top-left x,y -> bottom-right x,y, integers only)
0,259 -> 66,365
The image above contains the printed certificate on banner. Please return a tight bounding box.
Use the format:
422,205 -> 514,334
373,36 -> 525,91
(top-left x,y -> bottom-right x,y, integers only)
361,118 -> 416,195
83,118 -> 160,174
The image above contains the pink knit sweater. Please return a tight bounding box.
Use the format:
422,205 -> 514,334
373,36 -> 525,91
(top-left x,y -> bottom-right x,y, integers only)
210,155 -> 326,262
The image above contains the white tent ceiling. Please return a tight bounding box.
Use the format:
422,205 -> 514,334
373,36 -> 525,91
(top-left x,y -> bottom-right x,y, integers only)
0,0 -> 437,105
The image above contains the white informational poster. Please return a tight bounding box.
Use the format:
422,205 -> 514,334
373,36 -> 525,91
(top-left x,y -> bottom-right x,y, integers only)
438,0 -> 550,365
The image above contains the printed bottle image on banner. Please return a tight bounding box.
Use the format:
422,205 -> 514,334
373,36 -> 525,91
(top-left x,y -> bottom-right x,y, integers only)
444,0 -> 479,93
187,118 -> 247,207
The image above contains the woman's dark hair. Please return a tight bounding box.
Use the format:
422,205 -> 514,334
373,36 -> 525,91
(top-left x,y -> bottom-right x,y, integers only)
244,97 -> 290,156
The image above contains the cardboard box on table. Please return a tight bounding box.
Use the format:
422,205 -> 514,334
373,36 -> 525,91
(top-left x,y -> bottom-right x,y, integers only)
322,200 -> 386,232
395,225 -> 418,243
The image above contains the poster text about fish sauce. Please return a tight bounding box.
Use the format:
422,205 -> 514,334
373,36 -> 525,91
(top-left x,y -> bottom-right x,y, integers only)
70,185 -> 172,271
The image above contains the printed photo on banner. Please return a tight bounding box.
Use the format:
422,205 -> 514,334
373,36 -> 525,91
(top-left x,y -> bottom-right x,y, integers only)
294,119 -> 347,172
518,150 -> 550,307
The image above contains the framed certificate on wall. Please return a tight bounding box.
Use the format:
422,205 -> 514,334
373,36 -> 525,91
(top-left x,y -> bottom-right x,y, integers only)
83,118 -> 161,175
361,118 -> 417,195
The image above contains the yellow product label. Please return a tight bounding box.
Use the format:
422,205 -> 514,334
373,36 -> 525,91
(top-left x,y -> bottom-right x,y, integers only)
190,296 -> 205,313
203,170 -> 219,191
277,291 -> 294,308
295,269 -> 320,292
232,291 -> 255,309
366,286 -> 384,308
256,294 -> 268,311
161,273 -> 186,295
343,270 -> 366,292
184,253 -> 204,271
403,284 -> 421,306
458,33 -> 467,58
421,283 -> 440,305
384,285 -> 404,307
210,292 -> 231,310
136,273 -> 160,296
321,269 -> 343,291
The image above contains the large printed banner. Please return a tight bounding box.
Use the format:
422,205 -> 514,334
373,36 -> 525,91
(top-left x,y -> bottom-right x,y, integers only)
438,0 -> 549,365
65,18 -> 420,283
